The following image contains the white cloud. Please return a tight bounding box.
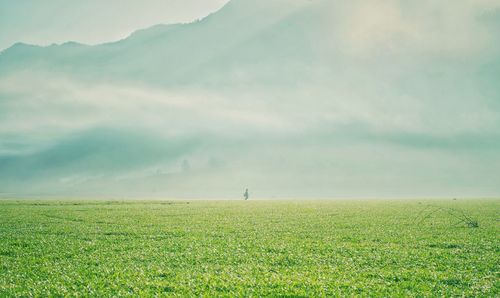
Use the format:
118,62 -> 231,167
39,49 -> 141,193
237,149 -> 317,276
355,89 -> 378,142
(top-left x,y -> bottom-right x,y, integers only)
330,0 -> 500,58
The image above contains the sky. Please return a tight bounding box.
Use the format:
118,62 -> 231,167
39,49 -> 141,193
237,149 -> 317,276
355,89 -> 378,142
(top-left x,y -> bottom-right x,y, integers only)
0,0 -> 499,198
0,0 -> 229,51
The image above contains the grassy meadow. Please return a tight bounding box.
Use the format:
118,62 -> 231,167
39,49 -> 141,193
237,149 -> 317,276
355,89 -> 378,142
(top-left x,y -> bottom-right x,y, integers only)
0,199 -> 498,296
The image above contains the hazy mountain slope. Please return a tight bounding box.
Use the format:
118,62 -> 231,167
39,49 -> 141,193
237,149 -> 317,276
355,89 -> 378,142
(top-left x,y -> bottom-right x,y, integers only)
0,0 -> 319,85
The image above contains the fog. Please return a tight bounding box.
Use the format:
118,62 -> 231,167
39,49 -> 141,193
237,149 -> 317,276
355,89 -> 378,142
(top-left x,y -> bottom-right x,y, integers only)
1,0 -> 499,198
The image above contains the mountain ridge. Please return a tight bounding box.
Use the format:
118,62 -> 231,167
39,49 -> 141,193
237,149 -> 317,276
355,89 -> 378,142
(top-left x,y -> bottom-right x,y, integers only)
0,0 -> 325,86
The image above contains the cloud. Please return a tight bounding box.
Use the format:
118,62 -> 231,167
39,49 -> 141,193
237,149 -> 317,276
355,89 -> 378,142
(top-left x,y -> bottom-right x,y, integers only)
0,72 -> 295,155
328,0 -> 500,58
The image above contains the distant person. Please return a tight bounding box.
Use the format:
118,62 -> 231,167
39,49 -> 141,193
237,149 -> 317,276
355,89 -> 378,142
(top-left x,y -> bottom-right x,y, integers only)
244,188 -> 249,200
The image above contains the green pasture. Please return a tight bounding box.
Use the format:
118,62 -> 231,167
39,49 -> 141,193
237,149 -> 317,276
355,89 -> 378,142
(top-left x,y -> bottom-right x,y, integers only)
0,199 -> 498,296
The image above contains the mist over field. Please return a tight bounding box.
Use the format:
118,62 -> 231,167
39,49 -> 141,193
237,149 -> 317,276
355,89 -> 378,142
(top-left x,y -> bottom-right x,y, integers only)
1,0 -> 500,198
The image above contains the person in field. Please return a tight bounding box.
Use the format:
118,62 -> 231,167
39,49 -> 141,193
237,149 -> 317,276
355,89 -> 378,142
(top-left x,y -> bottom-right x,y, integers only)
244,188 -> 249,200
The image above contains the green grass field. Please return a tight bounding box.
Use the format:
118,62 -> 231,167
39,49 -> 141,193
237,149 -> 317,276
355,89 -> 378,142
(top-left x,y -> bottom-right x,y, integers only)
0,199 -> 498,296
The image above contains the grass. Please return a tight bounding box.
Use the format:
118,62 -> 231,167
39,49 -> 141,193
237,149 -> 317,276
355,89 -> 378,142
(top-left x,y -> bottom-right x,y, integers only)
0,199 -> 498,296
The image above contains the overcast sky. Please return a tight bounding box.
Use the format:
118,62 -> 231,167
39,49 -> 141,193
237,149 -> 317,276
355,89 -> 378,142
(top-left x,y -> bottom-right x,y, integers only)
0,0 -> 229,51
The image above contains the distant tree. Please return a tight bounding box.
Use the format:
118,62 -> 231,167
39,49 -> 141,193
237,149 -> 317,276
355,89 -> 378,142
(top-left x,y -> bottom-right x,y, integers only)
181,160 -> 191,173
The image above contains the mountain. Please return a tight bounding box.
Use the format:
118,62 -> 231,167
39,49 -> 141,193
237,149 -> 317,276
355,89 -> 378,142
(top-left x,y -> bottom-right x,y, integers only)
0,0 -> 322,85
1,0 -> 500,198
